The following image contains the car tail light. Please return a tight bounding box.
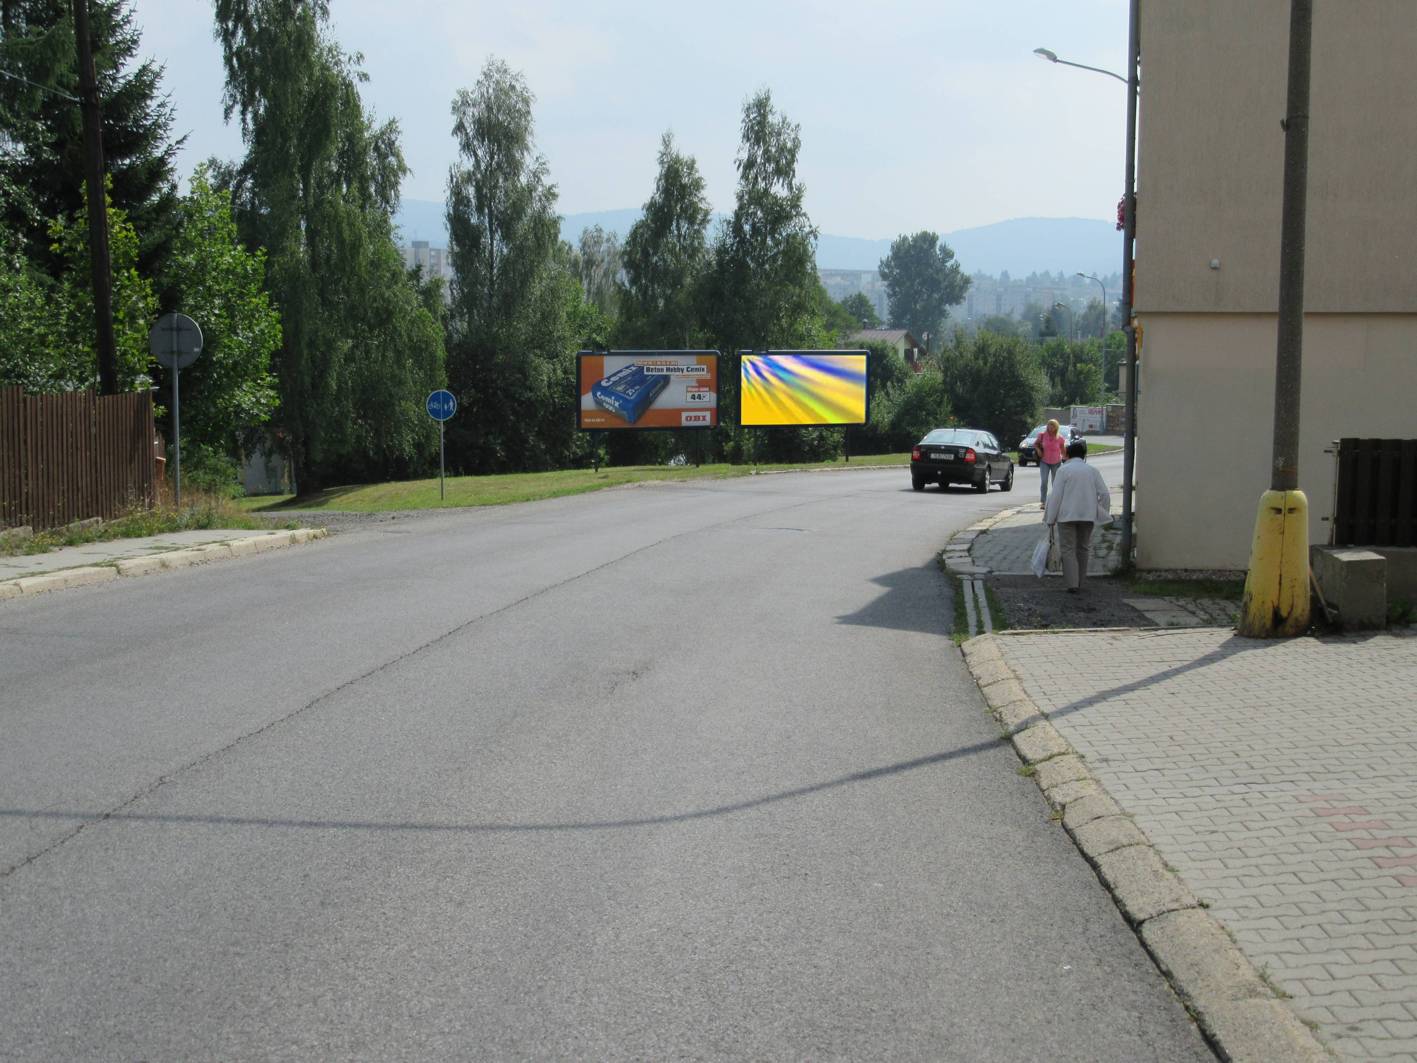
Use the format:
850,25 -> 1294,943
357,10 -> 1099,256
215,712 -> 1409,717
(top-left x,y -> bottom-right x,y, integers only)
964,448 -> 977,464
911,447 -> 921,461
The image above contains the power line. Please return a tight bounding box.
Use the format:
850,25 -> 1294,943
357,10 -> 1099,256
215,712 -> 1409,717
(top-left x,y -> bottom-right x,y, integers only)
0,66 -> 79,103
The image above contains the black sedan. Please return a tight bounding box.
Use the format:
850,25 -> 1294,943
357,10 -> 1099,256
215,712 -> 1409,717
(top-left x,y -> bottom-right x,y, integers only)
1017,424 -> 1081,466
911,428 -> 1015,493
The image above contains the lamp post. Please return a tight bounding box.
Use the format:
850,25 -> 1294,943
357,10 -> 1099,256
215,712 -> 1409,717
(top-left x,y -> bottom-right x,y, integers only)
1035,3 -> 1139,566
1077,272 -> 1108,339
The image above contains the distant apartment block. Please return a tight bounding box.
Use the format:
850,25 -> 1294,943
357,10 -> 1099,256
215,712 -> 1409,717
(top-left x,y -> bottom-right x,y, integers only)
818,269 -> 889,321
399,241 -> 454,289
962,272 -> 1120,332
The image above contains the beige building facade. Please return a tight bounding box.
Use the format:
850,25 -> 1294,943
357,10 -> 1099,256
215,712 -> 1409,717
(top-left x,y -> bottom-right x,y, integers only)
1135,1 -> 1417,569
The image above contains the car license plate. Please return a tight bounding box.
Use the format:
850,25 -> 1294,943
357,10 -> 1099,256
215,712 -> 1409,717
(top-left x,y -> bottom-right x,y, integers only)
935,451 -> 953,461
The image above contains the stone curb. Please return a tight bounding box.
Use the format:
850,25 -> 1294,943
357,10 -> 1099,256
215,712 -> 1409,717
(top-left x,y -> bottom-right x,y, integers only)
958,632 -> 1332,1063
941,502 -> 1031,575
0,529 -> 328,601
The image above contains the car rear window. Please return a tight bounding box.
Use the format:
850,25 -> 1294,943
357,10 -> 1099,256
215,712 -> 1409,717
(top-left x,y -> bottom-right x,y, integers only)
921,429 -> 979,445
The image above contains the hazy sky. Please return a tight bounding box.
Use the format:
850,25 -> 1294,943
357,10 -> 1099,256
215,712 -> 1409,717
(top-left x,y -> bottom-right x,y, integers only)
134,0 -> 1130,237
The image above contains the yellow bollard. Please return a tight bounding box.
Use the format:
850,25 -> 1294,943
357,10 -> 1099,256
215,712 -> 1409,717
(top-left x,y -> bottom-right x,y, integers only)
1237,489 -> 1310,637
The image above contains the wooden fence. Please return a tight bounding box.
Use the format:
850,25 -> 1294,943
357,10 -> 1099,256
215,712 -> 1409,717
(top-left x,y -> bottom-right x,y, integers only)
1333,438 -> 1417,547
1,386 -> 157,531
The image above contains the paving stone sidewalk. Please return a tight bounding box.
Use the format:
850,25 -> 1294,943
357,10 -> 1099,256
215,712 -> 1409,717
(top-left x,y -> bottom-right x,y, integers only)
991,627 -> 1417,1062
959,503 -> 1242,629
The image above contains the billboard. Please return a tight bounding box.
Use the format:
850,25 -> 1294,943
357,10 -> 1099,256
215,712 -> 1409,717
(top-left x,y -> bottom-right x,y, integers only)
577,351 -> 719,430
738,351 -> 869,427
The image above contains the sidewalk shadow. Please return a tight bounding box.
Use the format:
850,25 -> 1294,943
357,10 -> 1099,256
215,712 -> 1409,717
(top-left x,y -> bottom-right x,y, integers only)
1040,634 -> 1273,724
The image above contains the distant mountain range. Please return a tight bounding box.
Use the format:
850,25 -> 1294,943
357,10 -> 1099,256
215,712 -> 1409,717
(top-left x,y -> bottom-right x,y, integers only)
393,198 -> 1120,278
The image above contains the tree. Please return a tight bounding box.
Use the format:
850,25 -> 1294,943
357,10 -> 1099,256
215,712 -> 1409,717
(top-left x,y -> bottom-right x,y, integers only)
978,313 -> 1020,338
570,224 -> 621,319
704,90 -> 819,354
444,57 -> 565,472
702,90 -> 822,461
0,0 -> 182,277
47,188 -> 155,391
939,330 -> 1043,445
838,291 -> 880,329
1039,338 -> 1105,406
215,0 -> 444,490
618,132 -> 711,348
878,231 -> 969,352
157,165 -> 281,460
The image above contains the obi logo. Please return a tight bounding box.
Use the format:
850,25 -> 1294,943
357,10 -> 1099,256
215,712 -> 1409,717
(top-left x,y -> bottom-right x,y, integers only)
682,411 -> 711,426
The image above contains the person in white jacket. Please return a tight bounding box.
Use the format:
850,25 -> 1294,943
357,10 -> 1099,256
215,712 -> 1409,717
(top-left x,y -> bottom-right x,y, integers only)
1043,439 -> 1112,592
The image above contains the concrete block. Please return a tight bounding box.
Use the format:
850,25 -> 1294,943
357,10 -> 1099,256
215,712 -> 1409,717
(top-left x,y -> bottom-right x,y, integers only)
1062,792 -> 1123,830
1142,910 -> 1328,1062
1033,754 -> 1090,791
1372,545 -> 1417,602
1311,545 -> 1387,629
961,635 -> 1002,669
115,556 -> 168,577
1095,846 -> 1199,925
17,566 -> 117,595
980,677 -> 1029,712
1012,723 -> 1070,764
969,657 -> 1014,688
158,549 -> 206,569
1042,778 -> 1102,809
0,580 -> 21,601
1071,815 -> 1149,858
994,698 -> 1047,734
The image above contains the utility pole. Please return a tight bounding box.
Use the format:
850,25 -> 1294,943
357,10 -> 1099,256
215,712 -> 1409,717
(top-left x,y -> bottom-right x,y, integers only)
72,0 -> 118,395
1238,0 -> 1313,637
1119,0 -> 1140,567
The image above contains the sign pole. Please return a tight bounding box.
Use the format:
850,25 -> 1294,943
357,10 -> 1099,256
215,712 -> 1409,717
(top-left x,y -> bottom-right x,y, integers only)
173,363 -> 181,507
439,419 -> 446,501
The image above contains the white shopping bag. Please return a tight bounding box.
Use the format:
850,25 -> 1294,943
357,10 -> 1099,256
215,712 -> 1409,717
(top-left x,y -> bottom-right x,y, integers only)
1030,534 -> 1050,578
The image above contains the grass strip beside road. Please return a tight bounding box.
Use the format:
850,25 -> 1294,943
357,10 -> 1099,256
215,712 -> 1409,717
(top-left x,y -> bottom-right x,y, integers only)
1,495 -> 282,557
238,454 -> 911,513
1125,576 -> 1245,601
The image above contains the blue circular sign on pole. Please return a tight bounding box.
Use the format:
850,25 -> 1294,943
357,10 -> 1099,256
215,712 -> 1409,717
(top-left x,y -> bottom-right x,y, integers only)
426,389 -> 457,421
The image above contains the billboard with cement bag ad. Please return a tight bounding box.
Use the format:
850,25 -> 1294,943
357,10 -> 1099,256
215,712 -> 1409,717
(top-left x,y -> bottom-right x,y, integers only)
577,351 -> 720,430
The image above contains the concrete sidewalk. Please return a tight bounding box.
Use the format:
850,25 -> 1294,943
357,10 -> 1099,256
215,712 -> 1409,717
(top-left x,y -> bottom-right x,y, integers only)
1,527 -> 326,600
966,627 -> 1417,1062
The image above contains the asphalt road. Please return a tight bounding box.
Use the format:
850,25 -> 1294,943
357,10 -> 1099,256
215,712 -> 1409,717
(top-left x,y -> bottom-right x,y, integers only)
0,460 -> 1208,1061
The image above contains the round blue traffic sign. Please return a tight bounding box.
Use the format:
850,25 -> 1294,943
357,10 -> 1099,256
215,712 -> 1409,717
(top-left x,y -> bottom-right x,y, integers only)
426,389 -> 457,422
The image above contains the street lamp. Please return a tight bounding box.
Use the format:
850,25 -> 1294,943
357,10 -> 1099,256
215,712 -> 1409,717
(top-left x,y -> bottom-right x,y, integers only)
1032,47 -> 1127,85
1034,8 -> 1139,567
1077,272 -> 1108,339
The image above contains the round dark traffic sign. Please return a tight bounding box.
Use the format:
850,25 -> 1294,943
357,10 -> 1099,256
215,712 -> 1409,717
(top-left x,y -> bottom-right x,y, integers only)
149,313 -> 203,370
426,389 -> 458,422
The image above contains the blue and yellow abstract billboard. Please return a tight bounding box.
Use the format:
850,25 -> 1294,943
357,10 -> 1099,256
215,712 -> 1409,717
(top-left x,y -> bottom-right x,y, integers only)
738,351 -> 869,427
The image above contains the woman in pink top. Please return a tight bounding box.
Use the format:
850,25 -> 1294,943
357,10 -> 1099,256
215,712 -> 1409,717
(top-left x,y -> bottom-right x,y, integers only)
1037,419 -> 1066,505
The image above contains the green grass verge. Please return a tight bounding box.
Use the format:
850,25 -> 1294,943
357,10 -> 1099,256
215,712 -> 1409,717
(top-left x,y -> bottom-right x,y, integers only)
1125,575 -> 1245,601
983,581 -> 1010,631
237,454 -> 912,513
1,494 -> 281,557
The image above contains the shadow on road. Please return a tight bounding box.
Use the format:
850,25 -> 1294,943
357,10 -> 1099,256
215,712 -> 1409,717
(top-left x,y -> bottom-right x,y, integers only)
0,739 -> 1007,837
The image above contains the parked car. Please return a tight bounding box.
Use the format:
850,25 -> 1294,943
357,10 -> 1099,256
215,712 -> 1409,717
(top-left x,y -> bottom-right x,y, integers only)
911,428 -> 1015,493
1017,423 -> 1082,466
